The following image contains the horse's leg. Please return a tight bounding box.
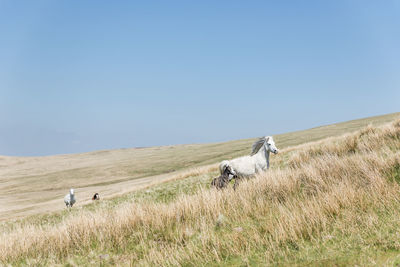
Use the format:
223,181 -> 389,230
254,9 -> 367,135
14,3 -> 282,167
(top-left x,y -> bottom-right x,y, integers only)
219,178 -> 227,190
222,177 -> 230,189
220,181 -> 226,190
223,182 -> 228,189
217,179 -> 222,190
233,178 -> 241,190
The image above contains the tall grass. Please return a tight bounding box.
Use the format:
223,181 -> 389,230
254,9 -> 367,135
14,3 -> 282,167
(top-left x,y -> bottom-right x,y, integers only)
2,120 -> 400,266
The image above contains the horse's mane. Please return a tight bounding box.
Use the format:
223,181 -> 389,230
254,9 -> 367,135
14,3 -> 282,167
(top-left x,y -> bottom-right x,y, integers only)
250,136 -> 271,155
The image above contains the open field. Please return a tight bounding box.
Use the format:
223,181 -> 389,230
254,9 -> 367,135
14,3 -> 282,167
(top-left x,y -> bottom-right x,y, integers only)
0,112 -> 399,220
1,113 -> 400,266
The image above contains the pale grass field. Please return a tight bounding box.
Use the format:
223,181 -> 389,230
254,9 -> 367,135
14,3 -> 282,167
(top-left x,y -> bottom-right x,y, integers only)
1,113 -> 400,266
0,112 -> 398,220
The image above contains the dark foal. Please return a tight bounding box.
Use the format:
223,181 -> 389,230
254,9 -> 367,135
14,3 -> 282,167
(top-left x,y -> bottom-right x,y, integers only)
211,165 -> 236,190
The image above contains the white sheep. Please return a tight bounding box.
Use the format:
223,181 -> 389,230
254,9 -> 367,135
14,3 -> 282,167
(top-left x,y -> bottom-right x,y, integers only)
64,188 -> 76,208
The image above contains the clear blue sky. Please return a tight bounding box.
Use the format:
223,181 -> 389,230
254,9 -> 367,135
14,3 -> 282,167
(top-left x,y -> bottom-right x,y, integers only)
1,1 -> 399,156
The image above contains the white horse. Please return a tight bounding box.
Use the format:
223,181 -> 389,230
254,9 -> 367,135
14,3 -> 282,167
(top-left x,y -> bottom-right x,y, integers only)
219,136 -> 278,189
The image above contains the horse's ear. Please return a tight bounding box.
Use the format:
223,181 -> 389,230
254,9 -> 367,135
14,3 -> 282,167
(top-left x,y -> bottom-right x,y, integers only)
265,136 -> 270,142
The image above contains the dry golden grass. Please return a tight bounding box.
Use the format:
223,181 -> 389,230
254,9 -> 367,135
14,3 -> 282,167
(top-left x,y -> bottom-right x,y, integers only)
1,118 -> 400,266
1,112 -> 398,221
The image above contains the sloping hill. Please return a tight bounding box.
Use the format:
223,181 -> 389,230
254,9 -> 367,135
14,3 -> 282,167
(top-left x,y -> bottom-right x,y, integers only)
1,114 -> 400,266
0,112 -> 399,220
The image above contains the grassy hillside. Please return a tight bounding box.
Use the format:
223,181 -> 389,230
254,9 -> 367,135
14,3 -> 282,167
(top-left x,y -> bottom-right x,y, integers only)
1,113 -> 400,266
1,112 -> 399,220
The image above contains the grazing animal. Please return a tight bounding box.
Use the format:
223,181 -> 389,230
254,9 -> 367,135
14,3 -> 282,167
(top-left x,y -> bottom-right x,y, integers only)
219,136 -> 279,189
64,188 -> 76,208
92,193 -> 100,200
211,163 -> 236,189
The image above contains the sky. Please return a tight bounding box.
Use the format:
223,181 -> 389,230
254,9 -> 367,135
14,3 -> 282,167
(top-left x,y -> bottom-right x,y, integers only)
0,1 -> 399,156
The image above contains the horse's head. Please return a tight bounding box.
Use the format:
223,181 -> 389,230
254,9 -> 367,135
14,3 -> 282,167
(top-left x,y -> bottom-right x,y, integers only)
225,164 -> 236,177
265,136 -> 279,154
70,188 -> 75,195
220,160 -> 236,180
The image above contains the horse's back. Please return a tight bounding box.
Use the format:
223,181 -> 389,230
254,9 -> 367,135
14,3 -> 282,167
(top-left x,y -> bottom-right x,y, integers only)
230,155 -> 256,176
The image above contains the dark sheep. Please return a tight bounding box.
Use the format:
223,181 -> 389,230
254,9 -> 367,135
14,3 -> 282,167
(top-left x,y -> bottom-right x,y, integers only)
92,193 -> 100,200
